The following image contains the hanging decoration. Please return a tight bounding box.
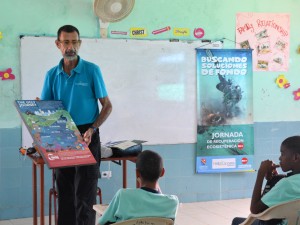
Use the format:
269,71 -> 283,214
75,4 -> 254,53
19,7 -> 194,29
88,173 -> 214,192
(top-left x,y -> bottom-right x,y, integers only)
196,49 -> 254,173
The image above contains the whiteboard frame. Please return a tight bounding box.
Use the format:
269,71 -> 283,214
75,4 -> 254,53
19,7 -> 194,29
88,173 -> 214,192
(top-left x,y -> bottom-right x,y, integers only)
20,36 -> 222,146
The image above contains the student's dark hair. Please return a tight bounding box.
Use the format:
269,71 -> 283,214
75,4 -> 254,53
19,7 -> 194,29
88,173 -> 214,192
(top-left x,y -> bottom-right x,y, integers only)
136,150 -> 163,182
281,136 -> 300,154
57,25 -> 80,40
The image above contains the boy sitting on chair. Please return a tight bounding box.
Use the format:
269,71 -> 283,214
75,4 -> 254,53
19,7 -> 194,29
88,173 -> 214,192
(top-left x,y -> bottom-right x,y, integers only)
98,150 -> 179,225
232,135 -> 300,225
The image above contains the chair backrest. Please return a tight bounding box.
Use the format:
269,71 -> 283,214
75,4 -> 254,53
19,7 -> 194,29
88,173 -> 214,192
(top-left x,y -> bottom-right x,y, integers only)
240,199 -> 300,225
113,217 -> 174,225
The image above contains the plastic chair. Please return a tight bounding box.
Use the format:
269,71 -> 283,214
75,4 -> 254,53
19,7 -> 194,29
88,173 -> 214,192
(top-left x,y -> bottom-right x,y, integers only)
113,217 -> 174,225
240,199 -> 300,225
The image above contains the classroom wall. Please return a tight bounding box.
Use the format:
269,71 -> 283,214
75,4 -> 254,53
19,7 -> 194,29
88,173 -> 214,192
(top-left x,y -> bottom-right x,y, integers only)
1,0 -> 300,220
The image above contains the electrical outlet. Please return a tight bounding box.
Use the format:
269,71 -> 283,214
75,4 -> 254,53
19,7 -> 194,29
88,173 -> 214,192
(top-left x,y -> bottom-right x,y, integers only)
101,170 -> 112,178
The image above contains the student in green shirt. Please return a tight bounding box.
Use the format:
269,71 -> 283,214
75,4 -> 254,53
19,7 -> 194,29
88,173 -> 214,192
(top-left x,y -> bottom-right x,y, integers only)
98,150 -> 179,225
232,135 -> 300,225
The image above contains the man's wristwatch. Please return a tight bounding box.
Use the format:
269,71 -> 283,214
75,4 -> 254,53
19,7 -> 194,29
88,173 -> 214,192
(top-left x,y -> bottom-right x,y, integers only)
90,126 -> 97,133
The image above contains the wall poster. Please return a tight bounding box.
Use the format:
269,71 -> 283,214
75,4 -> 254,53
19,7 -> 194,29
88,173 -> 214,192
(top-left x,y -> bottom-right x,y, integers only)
236,12 -> 290,72
196,49 -> 254,173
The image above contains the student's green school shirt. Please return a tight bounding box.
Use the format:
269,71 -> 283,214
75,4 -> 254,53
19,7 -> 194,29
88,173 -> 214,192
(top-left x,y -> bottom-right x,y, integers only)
98,188 -> 179,225
261,173 -> 300,225
261,173 -> 300,207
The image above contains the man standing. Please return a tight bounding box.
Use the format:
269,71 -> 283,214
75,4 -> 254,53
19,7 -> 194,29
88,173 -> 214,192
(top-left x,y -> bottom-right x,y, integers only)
41,25 -> 112,225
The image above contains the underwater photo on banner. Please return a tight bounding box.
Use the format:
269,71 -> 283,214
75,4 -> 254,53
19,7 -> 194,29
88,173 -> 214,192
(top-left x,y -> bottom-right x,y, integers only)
196,49 -> 254,173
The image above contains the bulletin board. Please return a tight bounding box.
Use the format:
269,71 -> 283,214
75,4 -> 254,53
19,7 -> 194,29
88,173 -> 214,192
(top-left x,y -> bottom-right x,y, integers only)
20,36 -> 218,146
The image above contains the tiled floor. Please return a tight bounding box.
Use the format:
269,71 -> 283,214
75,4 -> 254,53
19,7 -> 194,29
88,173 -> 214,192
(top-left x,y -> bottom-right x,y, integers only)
0,198 -> 251,225
175,198 -> 251,225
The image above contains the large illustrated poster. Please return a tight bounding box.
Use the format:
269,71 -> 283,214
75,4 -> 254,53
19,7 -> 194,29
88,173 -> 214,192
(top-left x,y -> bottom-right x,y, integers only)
236,13 -> 290,72
196,49 -> 254,173
15,100 -> 96,168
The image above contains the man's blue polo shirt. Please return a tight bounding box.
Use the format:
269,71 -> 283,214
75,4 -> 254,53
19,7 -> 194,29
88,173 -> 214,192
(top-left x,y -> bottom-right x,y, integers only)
41,56 -> 108,125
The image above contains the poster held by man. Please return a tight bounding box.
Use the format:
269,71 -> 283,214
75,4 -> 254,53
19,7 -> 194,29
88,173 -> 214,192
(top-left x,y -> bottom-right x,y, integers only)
15,100 -> 96,169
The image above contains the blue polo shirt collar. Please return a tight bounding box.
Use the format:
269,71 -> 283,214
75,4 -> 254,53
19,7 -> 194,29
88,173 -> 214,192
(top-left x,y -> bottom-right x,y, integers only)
58,56 -> 83,75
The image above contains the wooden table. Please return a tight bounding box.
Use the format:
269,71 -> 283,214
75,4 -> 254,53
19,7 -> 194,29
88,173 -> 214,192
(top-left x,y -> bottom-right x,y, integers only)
101,156 -> 139,188
28,154 -> 45,225
28,154 -> 138,225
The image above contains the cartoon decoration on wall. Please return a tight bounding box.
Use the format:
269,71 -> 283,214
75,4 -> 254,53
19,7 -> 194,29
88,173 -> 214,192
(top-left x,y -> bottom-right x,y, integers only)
173,27 -> 190,37
273,74 -> 300,101
275,74 -> 290,88
293,88 -> 300,101
93,0 -> 135,38
0,68 -> 15,80
194,28 -> 205,39
152,26 -> 171,35
111,30 -> 127,35
130,27 -> 147,38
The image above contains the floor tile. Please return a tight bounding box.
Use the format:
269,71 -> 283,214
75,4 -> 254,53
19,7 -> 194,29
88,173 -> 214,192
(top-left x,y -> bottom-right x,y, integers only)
1,198 -> 251,225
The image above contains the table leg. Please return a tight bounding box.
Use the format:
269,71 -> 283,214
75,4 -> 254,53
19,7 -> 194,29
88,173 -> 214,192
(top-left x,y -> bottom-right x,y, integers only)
39,164 -> 45,225
122,160 -> 127,188
32,163 -> 37,225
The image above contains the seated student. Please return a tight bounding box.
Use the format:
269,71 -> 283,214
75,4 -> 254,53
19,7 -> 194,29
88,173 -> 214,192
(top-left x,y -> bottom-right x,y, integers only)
98,150 -> 179,225
232,135 -> 300,225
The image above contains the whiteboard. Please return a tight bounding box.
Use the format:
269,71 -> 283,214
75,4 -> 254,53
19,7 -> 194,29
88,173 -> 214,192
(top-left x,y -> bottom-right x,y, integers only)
20,37 -> 217,145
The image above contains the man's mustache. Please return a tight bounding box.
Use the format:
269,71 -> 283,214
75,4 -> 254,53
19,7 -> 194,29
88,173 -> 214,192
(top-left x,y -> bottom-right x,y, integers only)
65,50 -> 77,54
